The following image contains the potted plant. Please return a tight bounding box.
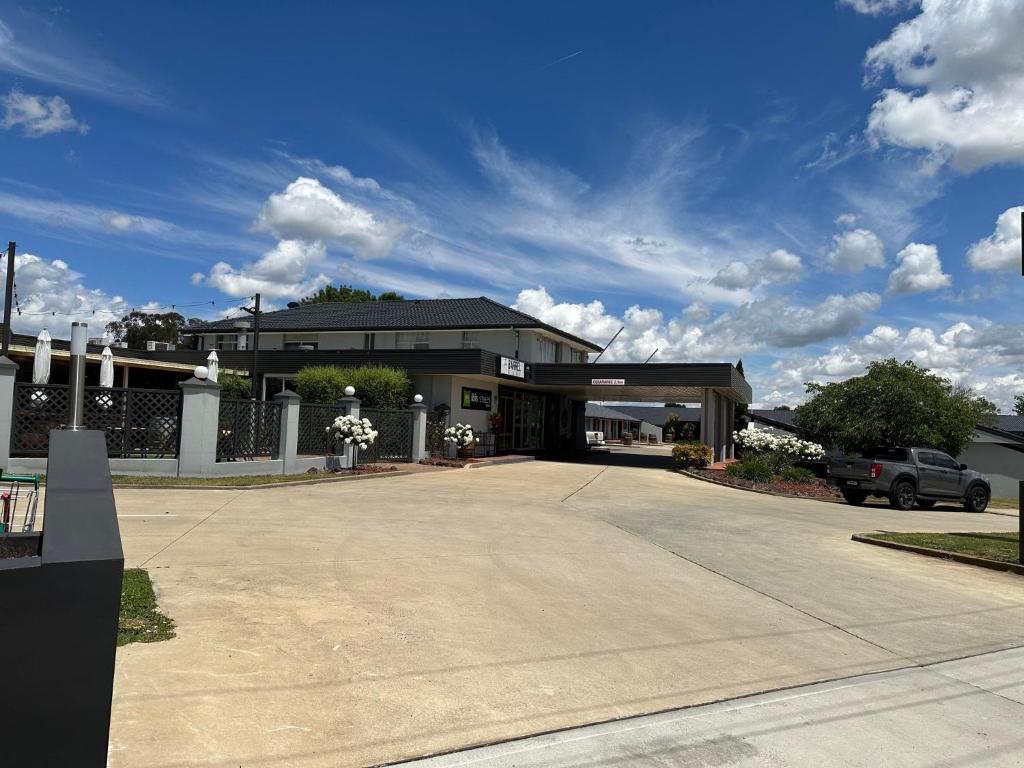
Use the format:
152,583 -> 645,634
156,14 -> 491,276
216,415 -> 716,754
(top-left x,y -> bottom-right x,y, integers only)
622,430 -> 633,446
325,414 -> 378,470
488,411 -> 503,434
445,422 -> 476,459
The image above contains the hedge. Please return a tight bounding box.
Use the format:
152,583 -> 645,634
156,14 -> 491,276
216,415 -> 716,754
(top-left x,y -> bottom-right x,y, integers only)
295,365 -> 412,409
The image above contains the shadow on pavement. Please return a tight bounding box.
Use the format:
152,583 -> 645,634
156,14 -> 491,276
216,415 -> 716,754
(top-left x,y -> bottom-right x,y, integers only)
542,447 -> 677,471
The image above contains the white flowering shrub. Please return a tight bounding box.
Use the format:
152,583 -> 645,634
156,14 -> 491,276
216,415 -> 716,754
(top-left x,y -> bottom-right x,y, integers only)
732,425 -> 824,461
327,415 -> 378,451
444,423 -> 475,448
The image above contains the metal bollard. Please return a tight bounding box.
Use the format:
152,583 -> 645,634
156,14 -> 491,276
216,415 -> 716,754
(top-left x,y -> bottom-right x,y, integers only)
65,321 -> 87,430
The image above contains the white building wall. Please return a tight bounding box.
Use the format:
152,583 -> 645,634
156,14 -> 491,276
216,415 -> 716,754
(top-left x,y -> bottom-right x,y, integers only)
958,441 -> 1024,501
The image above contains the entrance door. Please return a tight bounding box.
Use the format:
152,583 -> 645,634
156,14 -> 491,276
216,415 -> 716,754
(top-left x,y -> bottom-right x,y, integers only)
497,387 -> 546,452
497,393 -> 514,451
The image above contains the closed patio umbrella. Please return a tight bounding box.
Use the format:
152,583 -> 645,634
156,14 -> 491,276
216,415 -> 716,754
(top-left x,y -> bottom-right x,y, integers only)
99,346 -> 115,388
206,350 -> 219,383
32,329 -> 51,385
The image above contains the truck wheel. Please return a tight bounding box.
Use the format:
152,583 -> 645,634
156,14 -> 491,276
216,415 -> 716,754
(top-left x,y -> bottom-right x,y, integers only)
916,500 -> 936,510
889,480 -> 916,511
841,490 -> 868,506
962,485 -> 989,513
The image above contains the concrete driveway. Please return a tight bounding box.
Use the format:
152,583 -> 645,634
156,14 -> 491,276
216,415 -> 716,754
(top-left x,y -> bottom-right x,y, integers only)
109,451 -> 1023,767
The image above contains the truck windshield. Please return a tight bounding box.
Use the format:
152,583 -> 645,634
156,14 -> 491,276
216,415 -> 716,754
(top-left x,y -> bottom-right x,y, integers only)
863,447 -> 909,461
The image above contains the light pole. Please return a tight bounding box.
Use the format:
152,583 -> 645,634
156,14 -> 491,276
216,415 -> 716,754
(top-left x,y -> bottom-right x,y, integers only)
2,241 -> 15,357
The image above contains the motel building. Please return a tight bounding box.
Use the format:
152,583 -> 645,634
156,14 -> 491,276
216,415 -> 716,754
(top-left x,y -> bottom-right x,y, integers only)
163,297 -> 750,460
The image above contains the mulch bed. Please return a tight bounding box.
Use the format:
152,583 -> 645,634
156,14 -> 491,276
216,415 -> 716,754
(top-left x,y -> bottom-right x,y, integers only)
419,458 -> 468,468
688,468 -> 841,500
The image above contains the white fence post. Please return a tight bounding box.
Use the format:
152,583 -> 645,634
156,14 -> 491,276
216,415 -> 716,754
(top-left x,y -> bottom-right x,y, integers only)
0,356 -> 18,470
178,376 -> 220,476
274,390 -> 300,474
410,402 -> 427,463
336,395 -> 360,469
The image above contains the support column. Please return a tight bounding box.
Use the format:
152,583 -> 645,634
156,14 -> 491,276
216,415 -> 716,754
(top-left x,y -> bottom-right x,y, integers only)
410,402 -> 427,463
178,376 -> 220,476
715,393 -> 727,463
701,388 -> 719,461
0,355 -> 18,470
337,395 -> 360,469
725,399 -> 736,459
274,390 -> 300,473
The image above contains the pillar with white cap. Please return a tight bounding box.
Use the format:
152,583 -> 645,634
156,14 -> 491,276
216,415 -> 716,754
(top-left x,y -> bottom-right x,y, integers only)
177,365 -> 221,476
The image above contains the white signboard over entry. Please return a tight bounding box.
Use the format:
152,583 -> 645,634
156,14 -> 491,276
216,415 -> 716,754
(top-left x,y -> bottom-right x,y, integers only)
499,357 -> 526,379
591,378 -> 626,386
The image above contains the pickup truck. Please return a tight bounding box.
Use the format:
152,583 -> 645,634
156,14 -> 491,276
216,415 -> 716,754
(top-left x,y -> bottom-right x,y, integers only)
828,447 -> 991,512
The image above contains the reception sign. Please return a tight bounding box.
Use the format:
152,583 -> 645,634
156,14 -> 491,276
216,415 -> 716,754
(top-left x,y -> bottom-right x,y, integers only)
461,387 -> 493,410
498,356 -> 527,379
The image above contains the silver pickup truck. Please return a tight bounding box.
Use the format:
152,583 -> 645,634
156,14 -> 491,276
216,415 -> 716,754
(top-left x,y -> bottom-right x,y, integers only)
828,447 -> 991,512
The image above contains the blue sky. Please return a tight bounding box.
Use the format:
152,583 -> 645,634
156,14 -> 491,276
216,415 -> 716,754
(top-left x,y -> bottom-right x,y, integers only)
0,0 -> 1022,407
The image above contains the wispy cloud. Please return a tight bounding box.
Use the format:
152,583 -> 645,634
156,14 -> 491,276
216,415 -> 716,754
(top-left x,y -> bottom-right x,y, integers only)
538,49 -> 584,71
0,17 -> 162,108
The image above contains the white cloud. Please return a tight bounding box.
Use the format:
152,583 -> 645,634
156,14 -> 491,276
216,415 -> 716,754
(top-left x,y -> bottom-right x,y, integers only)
198,240 -> 330,300
255,177 -> 403,259
967,205 -> 1022,271
840,0 -> 917,14
824,226 -> 885,273
0,251 -> 130,334
1,89 -> 88,137
0,17 -> 160,107
753,318 -> 1024,412
863,0 -> 1024,171
513,286 -> 880,362
710,248 -> 802,290
886,242 -> 951,294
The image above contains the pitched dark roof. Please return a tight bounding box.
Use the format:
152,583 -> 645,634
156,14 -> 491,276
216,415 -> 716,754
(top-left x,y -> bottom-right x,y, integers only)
185,297 -> 602,351
610,405 -> 701,427
996,414 -> 1024,434
751,408 -> 798,427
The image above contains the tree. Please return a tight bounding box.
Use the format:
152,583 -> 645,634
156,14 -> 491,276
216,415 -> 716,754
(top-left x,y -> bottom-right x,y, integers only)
734,359 -> 750,432
218,373 -> 252,399
1015,394 -> 1024,416
793,359 -> 996,457
295,365 -> 412,408
663,413 -> 680,441
105,311 -> 186,349
300,284 -> 406,305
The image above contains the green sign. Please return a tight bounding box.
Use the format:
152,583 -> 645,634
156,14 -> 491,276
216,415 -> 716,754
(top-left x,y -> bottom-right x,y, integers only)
461,387 -> 493,411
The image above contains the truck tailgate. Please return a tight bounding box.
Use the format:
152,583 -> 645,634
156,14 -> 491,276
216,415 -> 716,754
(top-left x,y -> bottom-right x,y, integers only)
829,458 -> 876,481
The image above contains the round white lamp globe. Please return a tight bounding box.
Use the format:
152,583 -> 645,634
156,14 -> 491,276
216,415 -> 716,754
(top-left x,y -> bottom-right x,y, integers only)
344,385 -> 355,397
413,394 -> 423,403
194,365 -> 209,380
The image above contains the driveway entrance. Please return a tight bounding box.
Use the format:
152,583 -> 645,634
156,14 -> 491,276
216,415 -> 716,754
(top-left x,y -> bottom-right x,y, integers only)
110,451 -> 1023,767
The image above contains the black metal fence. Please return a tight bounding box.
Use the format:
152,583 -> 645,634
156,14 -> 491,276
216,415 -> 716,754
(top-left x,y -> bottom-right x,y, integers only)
11,382 -> 181,458
217,399 -> 281,461
296,402 -> 344,455
358,408 -> 414,463
426,408 -> 449,458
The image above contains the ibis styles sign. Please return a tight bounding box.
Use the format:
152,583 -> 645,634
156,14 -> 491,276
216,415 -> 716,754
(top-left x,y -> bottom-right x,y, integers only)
461,387 -> 493,411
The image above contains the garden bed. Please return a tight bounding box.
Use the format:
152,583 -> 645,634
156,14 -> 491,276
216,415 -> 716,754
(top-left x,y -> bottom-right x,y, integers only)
853,531 -> 1024,575
686,468 -> 842,501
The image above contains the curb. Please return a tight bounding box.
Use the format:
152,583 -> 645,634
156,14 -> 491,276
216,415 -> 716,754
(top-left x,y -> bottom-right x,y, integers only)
108,469 -> 412,491
852,533 -> 1024,575
677,468 -> 842,504
466,456 -> 536,469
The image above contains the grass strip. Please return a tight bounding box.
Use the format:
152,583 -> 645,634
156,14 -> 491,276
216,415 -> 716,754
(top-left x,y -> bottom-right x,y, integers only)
119,568 -> 175,646
868,531 -> 1019,565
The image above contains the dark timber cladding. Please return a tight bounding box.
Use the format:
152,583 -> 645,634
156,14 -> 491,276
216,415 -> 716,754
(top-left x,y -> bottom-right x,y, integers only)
531,362 -> 751,403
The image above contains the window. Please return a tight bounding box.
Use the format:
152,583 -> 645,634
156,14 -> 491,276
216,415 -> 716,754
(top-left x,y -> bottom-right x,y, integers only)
931,453 -> 960,470
570,349 -> 586,363
364,333 -> 375,350
462,331 -> 480,349
396,331 -> 430,350
213,334 -> 237,351
538,337 -> 557,363
283,334 -> 318,350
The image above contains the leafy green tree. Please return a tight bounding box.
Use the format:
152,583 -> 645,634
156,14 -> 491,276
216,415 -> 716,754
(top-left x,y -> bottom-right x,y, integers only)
793,359 -> 996,456
1015,394 -> 1024,416
218,373 -> 253,399
105,311 -> 186,349
300,284 -> 406,305
295,365 -> 412,408
663,413 -> 680,441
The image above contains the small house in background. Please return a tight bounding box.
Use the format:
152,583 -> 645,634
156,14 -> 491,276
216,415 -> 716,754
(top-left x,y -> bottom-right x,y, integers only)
584,403 -> 660,442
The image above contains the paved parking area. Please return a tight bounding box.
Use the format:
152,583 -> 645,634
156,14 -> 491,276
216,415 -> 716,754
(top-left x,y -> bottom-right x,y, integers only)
108,452 -> 1023,767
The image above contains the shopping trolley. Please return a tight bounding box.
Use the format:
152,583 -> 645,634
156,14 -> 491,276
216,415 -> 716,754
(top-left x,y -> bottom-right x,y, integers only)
0,472 -> 41,535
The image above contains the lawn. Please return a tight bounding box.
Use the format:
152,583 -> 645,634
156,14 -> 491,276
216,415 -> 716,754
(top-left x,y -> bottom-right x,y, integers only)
869,531 -> 1020,565
119,568 -> 175,646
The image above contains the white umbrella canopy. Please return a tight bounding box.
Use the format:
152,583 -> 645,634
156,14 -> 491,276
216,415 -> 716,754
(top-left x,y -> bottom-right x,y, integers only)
206,350 -> 219,383
32,329 -> 51,385
99,346 -> 115,388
